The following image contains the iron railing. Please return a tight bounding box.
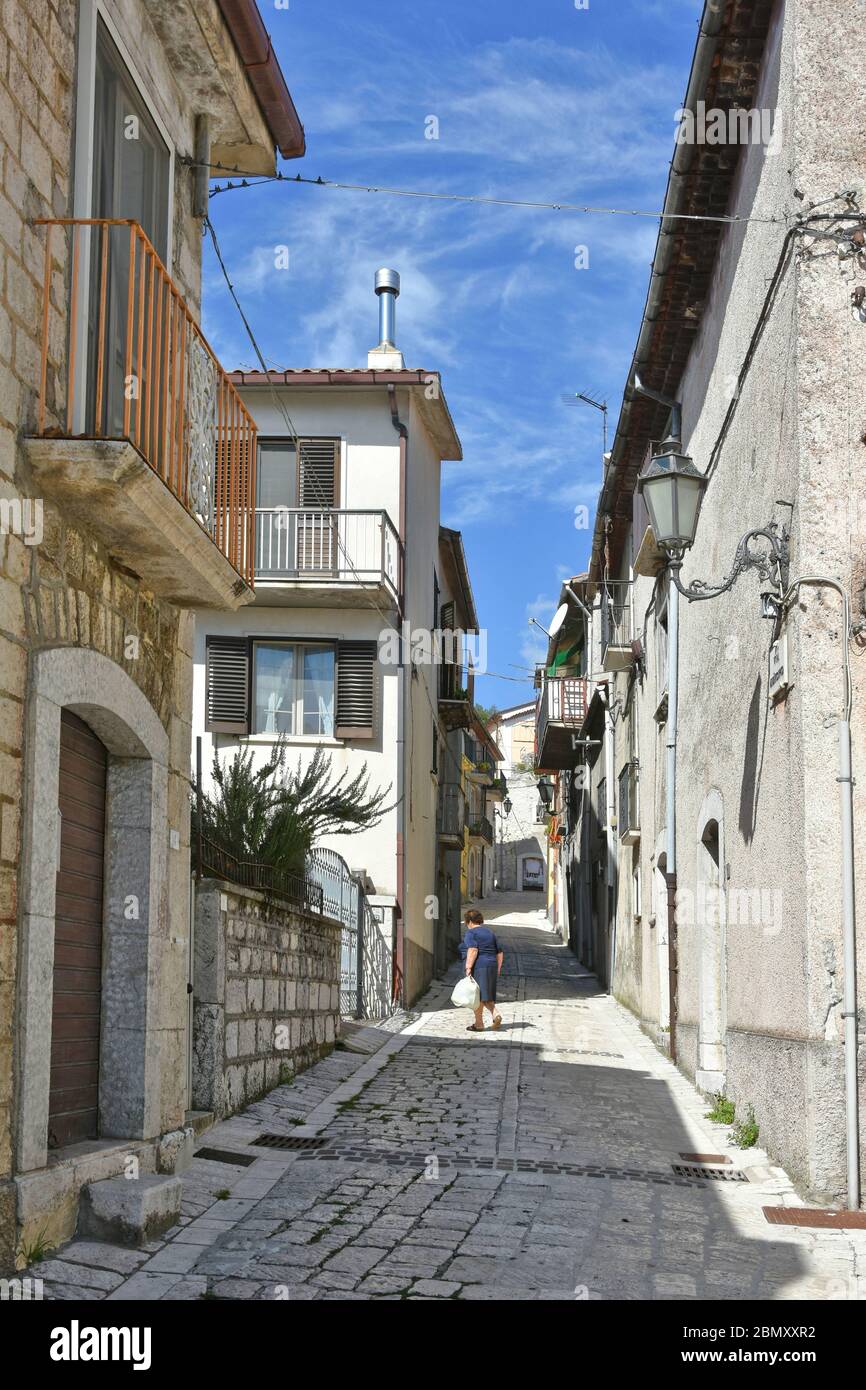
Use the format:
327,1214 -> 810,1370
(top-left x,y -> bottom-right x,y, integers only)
35,218 -> 257,586
468,816 -> 494,845
601,584 -> 632,654
437,783 -> 465,842
254,507 -> 400,598
536,673 -> 589,755
194,833 -> 323,913
618,760 -> 640,840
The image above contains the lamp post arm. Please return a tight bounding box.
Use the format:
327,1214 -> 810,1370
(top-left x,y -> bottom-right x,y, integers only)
668,524 -> 789,603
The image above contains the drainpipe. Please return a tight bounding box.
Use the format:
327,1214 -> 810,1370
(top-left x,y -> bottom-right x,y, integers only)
666,581 -> 680,1063
782,577 -> 859,1209
388,385 -> 408,1007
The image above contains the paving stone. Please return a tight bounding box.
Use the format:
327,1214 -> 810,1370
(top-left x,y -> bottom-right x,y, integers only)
44,1242 -> 148,1276
411,1278 -> 461,1297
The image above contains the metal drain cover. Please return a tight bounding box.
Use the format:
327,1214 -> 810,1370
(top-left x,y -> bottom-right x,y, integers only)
251,1133 -> 329,1151
672,1163 -> 746,1181
195,1147 -> 258,1167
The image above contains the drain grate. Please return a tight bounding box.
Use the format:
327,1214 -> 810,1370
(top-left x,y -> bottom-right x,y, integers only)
250,1133 -> 329,1151
672,1163 -> 747,1182
289,1144 -> 727,1188
195,1147 -> 259,1167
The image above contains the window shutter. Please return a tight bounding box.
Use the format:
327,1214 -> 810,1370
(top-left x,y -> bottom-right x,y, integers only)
439,600 -> 457,697
298,439 -> 338,508
297,439 -> 339,571
205,636 -> 250,734
335,640 -> 376,739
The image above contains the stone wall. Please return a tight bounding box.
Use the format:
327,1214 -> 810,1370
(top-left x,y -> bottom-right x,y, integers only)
193,880 -> 342,1119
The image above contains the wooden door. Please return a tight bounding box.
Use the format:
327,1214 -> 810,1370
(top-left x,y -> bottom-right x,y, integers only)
49,710 -> 107,1148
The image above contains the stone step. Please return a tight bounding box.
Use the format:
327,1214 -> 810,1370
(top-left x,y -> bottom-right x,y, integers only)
80,1175 -> 182,1249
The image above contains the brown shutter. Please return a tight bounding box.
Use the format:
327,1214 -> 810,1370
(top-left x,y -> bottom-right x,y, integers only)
205,636 -> 250,734
440,600 -> 456,698
335,640 -> 376,739
297,439 -> 339,571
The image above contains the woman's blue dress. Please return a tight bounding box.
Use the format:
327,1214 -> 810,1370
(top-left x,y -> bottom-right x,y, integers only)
464,926 -> 501,1002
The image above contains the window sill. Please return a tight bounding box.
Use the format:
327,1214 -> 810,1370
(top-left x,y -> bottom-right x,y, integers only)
243,734 -> 344,748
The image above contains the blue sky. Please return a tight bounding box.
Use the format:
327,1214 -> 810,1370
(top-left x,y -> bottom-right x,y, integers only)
202,0 -> 704,710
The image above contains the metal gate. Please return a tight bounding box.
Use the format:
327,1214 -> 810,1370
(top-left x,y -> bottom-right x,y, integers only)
305,847 -> 362,1017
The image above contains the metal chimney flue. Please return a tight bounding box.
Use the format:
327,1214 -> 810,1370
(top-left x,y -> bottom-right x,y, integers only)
375,268 -> 400,349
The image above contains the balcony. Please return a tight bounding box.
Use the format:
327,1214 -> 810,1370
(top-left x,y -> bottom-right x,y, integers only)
535,674 -> 589,771
468,816 -> 493,846
26,219 -> 255,610
438,662 -> 475,732
601,585 -> 633,671
618,760 -> 640,845
487,772 -> 508,803
437,784 -> 465,848
253,507 -> 401,608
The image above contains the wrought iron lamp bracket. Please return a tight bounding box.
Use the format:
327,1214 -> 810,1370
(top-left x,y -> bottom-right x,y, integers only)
667,524 -> 789,603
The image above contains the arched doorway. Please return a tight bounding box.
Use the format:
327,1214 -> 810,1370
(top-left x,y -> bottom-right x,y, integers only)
16,647 -> 170,1173
697,796 -> 727,1090
520,854 -> 545,891
49,710 -> 108,1148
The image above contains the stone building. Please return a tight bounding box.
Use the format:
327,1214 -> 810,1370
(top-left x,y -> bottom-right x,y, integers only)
539,0 -> 866,1207
0,0 -> 303,1267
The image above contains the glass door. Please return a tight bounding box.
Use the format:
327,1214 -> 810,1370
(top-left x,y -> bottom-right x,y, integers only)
87,18 -> 170,438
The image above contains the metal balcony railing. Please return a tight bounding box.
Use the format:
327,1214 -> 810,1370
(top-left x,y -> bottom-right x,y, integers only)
468,816 -> 493,846
437,784 -> 465,842
254,507 -> 400,598
35,218 -> 257,586
618,760 -> 640,843
536,674 -> 589,750
601,584 -> 633,668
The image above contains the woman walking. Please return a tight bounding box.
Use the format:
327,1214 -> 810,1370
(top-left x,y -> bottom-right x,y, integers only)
462,908 -> 504,1032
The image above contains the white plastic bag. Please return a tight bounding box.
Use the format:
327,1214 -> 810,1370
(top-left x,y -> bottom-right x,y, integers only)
451,975 -> 480,1010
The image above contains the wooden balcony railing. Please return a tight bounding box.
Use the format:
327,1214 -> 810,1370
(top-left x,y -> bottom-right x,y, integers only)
35,218 -> 257,587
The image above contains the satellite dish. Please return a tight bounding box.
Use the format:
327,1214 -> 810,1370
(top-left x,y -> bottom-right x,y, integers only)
549,604 -> 570,639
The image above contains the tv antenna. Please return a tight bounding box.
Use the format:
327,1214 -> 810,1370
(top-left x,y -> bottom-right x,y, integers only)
562,389 -> 609,455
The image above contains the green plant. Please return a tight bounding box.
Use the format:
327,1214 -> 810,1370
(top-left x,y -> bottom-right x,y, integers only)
192,740 -> 392,875
214,1189 -> 231,1201
730,1104 -> 760,1149
705,1091 -> 736,1126
18,1229 -> 53,1265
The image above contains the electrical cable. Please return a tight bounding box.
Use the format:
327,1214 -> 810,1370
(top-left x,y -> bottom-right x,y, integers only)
184,157 -> 787,226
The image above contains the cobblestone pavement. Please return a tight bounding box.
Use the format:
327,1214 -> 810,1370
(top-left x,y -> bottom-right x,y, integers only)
30,896 -> 866,1301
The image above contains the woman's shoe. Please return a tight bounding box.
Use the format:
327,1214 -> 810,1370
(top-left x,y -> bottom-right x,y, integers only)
491,1015 -> 502,1030
466,1024 -> 484,1032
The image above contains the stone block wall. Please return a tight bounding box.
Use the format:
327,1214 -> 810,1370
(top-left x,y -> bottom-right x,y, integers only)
193,879 -> 342,1119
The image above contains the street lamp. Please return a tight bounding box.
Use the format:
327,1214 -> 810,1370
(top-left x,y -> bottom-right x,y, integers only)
503,796 -> 513,817
537,778 -> 554,808
636,427 -> 788,604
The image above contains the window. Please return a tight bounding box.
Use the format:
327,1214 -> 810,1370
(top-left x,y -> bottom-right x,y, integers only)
85,16 -> 172,435
253,642 -> 335,736
206,636 -> 376,739
598,777 -> 607,830
92,18 -> 170,257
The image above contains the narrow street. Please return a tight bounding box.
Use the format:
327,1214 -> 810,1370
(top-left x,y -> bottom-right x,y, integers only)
32,897 -> 866,1302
